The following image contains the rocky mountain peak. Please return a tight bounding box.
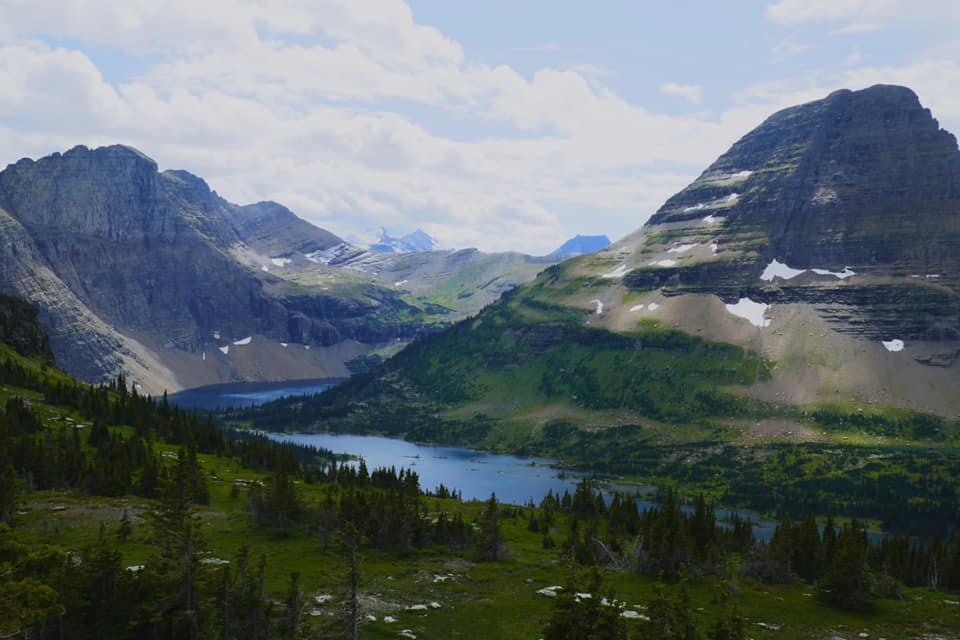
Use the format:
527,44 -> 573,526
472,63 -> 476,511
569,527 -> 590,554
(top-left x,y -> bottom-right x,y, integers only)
0,143 -> 169,242
641,84 -> 960,279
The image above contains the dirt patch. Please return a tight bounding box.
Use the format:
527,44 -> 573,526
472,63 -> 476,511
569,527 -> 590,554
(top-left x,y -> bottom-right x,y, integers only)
734,418 -> 825,444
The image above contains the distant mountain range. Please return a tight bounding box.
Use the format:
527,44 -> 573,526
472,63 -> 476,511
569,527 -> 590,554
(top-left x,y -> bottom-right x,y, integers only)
356,227 -> 441,253
0,146 -> 562,393
550,234 -> 611,256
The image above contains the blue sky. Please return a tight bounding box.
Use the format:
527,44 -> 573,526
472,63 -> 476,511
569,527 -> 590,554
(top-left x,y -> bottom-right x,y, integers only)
1,1 -> 959,253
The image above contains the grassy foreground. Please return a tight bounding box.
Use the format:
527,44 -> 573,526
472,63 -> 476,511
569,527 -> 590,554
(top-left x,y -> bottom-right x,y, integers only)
8,436 -> 960,640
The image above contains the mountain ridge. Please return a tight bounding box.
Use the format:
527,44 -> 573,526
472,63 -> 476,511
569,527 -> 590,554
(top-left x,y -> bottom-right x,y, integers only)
0,144 -> 561,393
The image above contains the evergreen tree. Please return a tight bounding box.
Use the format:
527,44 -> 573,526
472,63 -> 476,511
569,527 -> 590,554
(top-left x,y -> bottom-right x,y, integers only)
819,521 -> 874,612
708,580 -> 744,640
0,464 -> 17,524
148,450 -> 208,639
542,567 -> 626,640
478,492 -> 504,560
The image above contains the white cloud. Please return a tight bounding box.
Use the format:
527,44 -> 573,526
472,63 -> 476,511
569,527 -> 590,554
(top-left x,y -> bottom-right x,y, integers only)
660,83 -> 703,105
765,0 -> 900,25
771,35 -> 810,60
2,1 -> 959,255
828,22 -> 884,35
841,46 -> 865,66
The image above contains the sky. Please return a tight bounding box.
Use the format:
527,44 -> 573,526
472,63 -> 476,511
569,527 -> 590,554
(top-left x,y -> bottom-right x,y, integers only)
1,1 -> 959,254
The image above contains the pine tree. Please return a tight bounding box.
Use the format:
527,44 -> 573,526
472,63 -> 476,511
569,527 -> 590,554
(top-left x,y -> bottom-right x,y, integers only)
148,450 -> 208,639
117,508 -> 132,543
282,571 -> 304,639
0,464 -> 17,524
478,492 -> 504,561
819,521 -> 874,612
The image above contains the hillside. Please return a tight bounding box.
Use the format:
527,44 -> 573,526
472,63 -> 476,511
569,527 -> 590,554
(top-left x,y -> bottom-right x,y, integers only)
2,298 -> 960,640
0,145 -> 561,394
271,84 -> 960,424
243,86 -> 960,529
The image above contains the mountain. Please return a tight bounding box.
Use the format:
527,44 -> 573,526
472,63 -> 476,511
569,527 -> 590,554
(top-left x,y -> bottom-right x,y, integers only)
550,234 -> 611,256
0,146 -> 424,393
0,145 -> 561,394
257,85 -> 960,450
358,227 -> 441,252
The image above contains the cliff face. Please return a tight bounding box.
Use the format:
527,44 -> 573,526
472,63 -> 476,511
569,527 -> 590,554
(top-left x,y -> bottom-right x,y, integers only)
0,145 -> 434,392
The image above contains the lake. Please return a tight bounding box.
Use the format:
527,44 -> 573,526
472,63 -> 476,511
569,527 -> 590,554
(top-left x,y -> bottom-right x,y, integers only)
268,432 -> 779,540
167,378 -> 344,411
169,380 -> 778,538
270,431 -> 596,507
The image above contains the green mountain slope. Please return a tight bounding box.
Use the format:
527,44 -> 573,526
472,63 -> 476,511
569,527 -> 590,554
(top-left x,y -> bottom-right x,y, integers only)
246,85 -> 960,471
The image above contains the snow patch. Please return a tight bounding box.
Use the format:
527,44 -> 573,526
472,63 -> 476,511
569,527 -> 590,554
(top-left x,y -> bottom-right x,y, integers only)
621,610 -> 650,620
725,298 -> 770,327
762,260 -> 856,282
201,557 -> 229,565
704,169 -> 752,186
761,259 -> 806,281
648,302 -> 660,311
703,215 -> 722,225
383,616 -> 397,623
281,342 -> 288,347
218,345 -> 229,355
725,193 -> 740,205
601,264 -> 630,279
406,604 -> 428,612
811,266 -> 856,279
882,339 -> 904,352
271,257 -> 292,267
630,304 -> 645,312
811,187 -> 839,204
304,345 -> 310,350
667,243 -> 697,254
537,586 -> 563,597
393,279 -> 409,287
926,273 -> 941,279
710,243 -> 718,253
261,265 -> 269,272
305,242 -> 352,264
233,336 -> 252,346
590,299 -> 604,314
202,352 -> 205,361
648,259 -> 677,267
684,202 -> 707,212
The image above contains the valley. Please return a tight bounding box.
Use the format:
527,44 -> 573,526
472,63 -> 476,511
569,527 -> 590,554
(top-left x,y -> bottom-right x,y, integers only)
4,83 -> 960,639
